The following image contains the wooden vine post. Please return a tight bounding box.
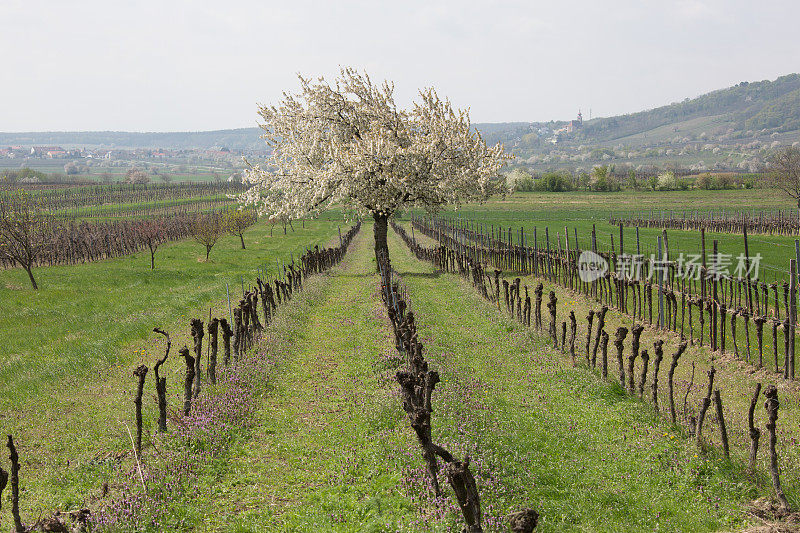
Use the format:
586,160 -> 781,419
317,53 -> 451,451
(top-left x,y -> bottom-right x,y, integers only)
208,318 -> 219,385
613,327 -> 628,387
8,435 -> 24,533
547,291 -> 558,348
696,366 -> 716,448
220,318 -> 232,366
180,347 -> 195,416
628,324 -> 645,393
568,311 -> 577,365
668,341 -> 688,424
191,319 -> 204,398
153,328 -> 170,433
754,316 -> 765,369
713,390 -> 730,459
764,385 -> 791,511
651,340 -> 664,412
446,458 -> 483,533
637,349 -> 650,398
585,310 -> 595,365
133,365 -> 148,457
0,464 -> 7,515
592,305 -> 608,368
790,259 -> 796,380
748,383 -> 762,474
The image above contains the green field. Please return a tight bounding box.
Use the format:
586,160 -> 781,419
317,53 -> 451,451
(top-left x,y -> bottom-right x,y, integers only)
414,189 -> 800,283
2,189 -> 799,532
0,216 -> 341,517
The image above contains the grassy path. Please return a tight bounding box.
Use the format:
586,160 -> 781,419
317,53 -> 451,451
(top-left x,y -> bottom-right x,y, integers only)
386,227 -> 760,532
200,228 -> 418,532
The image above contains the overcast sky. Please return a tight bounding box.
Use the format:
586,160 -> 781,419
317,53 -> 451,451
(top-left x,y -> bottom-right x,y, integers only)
1,0 -> 798,132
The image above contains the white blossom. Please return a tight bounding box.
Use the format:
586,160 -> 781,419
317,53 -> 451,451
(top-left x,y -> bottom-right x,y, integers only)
240,68 -> 510,222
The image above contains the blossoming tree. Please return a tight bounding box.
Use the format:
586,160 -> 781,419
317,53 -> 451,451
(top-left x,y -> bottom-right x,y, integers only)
242,68 -> 510,265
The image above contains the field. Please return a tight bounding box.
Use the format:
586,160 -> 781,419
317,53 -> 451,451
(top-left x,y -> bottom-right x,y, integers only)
0,182 -> 245,221
426,189 -> 800,283
0,215 -> 341,522
0,158 -> 241,184
2,188 -> 800,532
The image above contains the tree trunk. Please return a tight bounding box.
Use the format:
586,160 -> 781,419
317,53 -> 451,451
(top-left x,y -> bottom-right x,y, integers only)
373,212 -> 389,268
239,233 -> 246,249
206,245 -> 211,261
22,264 -> 39,290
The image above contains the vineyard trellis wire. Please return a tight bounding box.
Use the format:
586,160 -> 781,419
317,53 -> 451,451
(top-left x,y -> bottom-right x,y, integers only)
410,212 -> 800,379
0,181 -> 245,220
392,218 -> 795,514
610,208 -> 800,236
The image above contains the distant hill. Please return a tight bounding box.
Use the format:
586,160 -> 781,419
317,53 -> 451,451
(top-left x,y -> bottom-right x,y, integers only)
2,74 -> 799,173
478,74 -> 800,173
0,128 -> 265,151
578,73 -> 800,143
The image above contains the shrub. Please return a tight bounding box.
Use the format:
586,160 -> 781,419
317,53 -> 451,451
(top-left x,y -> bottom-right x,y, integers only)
514,176 -> 537,192
696,173 -> 714,190
534,171 -> 573,192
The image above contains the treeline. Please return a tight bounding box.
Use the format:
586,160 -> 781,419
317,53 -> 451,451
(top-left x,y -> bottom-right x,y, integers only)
510,167 -> 760,193
0,210 -> 255,270
0,168 -> 50,184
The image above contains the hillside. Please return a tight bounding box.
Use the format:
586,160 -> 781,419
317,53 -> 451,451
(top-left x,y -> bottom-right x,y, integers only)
3,74 -> 800,173
493,73 -> 800,173
579,73 -> 800,142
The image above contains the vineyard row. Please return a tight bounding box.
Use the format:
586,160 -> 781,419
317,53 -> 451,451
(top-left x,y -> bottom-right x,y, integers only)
393,220 -> 795,516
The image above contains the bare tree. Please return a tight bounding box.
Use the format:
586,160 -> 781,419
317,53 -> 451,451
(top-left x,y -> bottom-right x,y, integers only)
140,219 -> 164,269
191,213 -> 223,261
0,190 -> 54,289
768,146 -> 800,214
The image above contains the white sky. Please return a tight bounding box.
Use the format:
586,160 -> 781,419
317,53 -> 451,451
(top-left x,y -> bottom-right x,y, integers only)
1,0 -> 798,132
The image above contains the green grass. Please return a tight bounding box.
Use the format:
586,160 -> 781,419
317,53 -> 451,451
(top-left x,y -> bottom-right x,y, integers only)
385,227 -> 766,532
100,224 -> 771,532
0,218 -> 339,517
402,189 -> 800,283
189,229 -> 418,532
4,189 -> 799,531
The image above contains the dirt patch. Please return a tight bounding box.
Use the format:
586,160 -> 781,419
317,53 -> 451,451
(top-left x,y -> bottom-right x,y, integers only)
741,498 -> 800,532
